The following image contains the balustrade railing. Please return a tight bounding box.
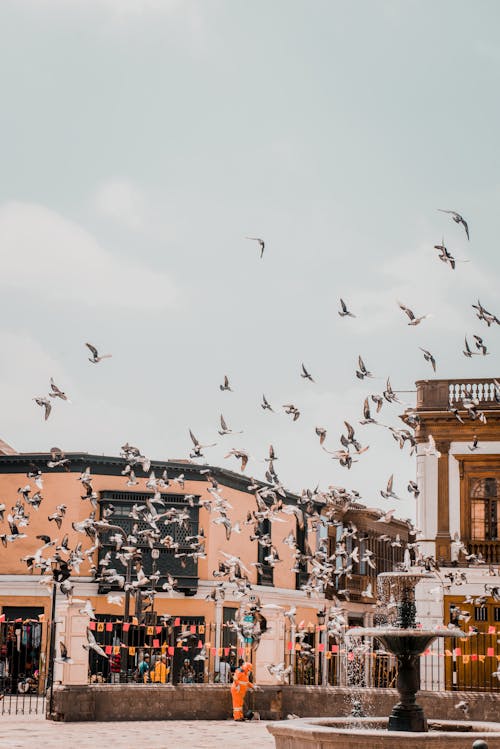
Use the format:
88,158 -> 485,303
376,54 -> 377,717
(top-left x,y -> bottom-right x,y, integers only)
416,378 -> 500,410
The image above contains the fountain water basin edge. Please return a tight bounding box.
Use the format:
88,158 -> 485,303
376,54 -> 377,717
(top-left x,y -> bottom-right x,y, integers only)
267,717 -> 500,748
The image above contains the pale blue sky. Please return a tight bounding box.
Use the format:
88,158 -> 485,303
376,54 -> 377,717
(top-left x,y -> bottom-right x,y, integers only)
1,0 -> 500,519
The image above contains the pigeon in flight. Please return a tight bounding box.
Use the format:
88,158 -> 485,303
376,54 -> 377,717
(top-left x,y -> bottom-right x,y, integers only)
419,347 -> 436,372
34,397 -> 52,421
338,299 -> 355,318
55,641 -> 73,664
472,300 -> 500,327
315,426 -> 327,444
49,378 -> 70,402
261,394 -> 274,412
473,335 -> 489,356
463,336 -> 478,358
300,363 -> 314,382
218,414 -> 243,436
438,209 -> 469,240
283,404 -> 300,421
83,628 -> 108,658
433,240 -> 456,270
188,429 -> 216,458
398,301 -> 429,326
85,342 -> 112,364
356,356 -> 372,380
219,375 -> 233,392
246,236 -> 265,258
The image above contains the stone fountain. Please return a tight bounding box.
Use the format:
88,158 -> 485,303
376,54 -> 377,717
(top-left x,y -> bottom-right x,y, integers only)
267,570 -> 500,748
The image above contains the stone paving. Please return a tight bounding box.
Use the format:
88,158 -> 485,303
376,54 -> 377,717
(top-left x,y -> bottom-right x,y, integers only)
0,715 -> 275,749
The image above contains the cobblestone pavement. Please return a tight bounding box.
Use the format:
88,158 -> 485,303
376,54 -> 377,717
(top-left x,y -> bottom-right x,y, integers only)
0,715 -> 275,749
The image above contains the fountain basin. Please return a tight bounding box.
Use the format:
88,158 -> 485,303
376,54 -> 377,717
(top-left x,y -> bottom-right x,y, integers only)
267,717 -> 500,748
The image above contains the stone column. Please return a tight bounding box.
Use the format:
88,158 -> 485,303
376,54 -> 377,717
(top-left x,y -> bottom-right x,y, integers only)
53,600 -> 89,685
254,609 -> 283,685
435,440 -> 451,563
415,449 -> 438,560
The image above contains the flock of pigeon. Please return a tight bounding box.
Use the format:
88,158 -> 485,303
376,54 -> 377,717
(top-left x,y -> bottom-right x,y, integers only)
2,208 -> 500,678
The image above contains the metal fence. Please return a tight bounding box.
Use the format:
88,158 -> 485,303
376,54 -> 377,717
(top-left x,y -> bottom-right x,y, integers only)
0,618 -> 51,714
87,618 -> 254,685
283,627 -> 500,692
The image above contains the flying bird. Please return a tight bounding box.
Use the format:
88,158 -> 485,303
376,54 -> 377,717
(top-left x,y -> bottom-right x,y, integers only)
83,628 -> 108,658
438,209 -> 469,240
34,397 -> 52,421
55,641 -> 73,664
283,404 -> 300,421
218,414 -> 242,436
397,301 -> 429,326
49,378 -> 70,402
338,299 -> 355,318
85,342 -> 112,364
245,236 -> 265,258
261,394 -> 274,412
219,375 -> 233,392
356,356 -> 372,380
463,336 -> 478,358
300,363 -> 314,382
473,335 -> 489,356
419,348 -> 436,372
315,427 -> 327,444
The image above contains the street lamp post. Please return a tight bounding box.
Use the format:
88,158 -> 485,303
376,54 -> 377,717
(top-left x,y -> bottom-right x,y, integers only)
316,609 -> 326,687
150,548 -> 160,619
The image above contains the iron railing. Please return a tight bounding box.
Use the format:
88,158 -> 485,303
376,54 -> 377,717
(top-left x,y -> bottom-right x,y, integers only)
282,628 -> 500,692
86,619 -> 254,685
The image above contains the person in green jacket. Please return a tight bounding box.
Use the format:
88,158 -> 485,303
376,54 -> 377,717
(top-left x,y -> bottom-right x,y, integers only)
137,653 -> 150,683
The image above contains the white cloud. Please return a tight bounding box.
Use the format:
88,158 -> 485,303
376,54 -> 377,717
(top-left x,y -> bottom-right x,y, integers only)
94,178 -> 146,231
0,201 -> 178,310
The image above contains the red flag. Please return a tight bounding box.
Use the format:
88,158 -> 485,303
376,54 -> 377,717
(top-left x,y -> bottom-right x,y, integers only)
105,645 -> 112,655
174,617 -> 181,626
488,647 -> 495,657
122,623 -> 130,632
153,639 -> 160,648
89,621 -> 96,630
168,646 -> 174,656
106,622 -> 113,632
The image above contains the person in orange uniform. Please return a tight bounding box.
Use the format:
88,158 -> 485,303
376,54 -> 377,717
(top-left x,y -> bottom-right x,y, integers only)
230,661 -> 253,721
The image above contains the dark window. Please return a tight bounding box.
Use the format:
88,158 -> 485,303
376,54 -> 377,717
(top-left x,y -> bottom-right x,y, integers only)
295,519 -> 309,590
98,491 -> 199,593
222,607 -> 238,651
494,608 -> 500,622
257,519 -> 274,586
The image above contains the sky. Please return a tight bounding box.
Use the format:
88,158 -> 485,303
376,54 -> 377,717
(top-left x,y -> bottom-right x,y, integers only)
1,0 -> 500,522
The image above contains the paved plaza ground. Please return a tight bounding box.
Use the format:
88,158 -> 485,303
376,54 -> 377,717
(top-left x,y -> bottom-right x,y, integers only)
0,715 -> 275,749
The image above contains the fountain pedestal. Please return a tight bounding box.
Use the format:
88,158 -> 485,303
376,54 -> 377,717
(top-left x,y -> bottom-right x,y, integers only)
388,653 -> 426,732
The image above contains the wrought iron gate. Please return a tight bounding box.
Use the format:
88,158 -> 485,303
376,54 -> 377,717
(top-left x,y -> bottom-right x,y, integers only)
0,618 -> 51,715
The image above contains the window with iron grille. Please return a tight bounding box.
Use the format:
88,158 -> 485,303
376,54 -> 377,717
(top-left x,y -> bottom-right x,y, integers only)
494,607 -> 500,622
475,606 -> 488,621
257,519 -> 274,586
98,491 -> 200,593
295,519 -> 309,590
